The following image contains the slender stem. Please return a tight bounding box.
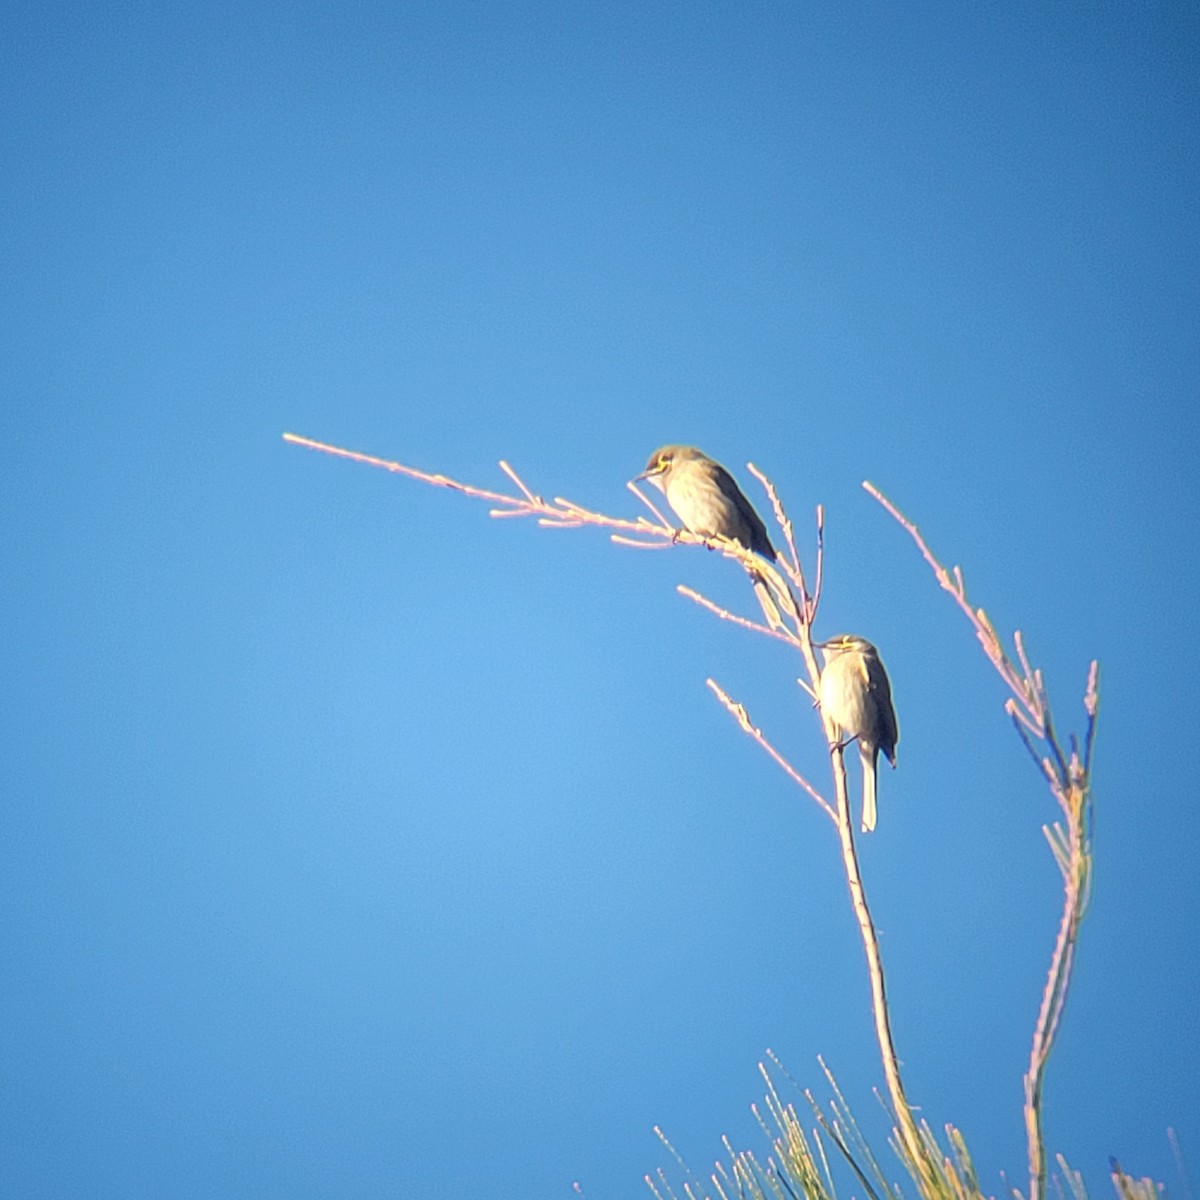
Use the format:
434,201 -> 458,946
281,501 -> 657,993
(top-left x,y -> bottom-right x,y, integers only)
1023,769 -> 1092,1200
706,680 -> 835,821
865,480 -> 1099,1200
829,748 -> 930,1185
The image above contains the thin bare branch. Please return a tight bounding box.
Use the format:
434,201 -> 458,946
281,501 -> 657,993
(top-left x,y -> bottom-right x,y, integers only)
748,463 -> 812,613
284,432 -> 683,542
748,464 -> 801,575
498,458 -> 540,503
866,478 -> 1101,1200
677,586 -> 797,646
705,679 -> 835,822
285,432 -> 512,502
863,481 -> 1039,719
628,479 -> 676,529
1009,709 -> 1049,773
1083,661 -> 1100,773
1041,711 -> 1070,795
811,505 -> 825,625
1014,631 -> 1037,692
1042,824 -> 1071,881
1006,696 -> 1046,740
826,739 -> 931,1182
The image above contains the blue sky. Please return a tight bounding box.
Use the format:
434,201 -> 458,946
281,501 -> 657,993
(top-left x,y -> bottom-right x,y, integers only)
2,1 -> 1197,1196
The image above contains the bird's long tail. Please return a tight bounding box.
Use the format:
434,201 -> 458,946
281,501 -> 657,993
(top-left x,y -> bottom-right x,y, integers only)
748,564 -> 807,633
749,569 -> 785,630
860,745 -> 878,833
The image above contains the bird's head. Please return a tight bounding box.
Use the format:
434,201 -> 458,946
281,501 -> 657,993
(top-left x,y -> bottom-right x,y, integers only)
816,634 -> 878,661
634,445 -> 705,488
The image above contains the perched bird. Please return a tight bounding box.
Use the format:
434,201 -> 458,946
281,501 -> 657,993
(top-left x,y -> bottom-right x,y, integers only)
817,635 -> 899,833
636,445 -> 787,625
636,445 -> 777,559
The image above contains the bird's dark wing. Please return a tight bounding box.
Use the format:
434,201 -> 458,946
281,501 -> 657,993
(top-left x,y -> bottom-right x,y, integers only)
867,656 -> 899,763
705,460 -> 776,559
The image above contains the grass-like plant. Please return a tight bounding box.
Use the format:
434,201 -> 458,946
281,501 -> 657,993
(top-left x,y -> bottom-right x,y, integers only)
284,432 -> 1131,1200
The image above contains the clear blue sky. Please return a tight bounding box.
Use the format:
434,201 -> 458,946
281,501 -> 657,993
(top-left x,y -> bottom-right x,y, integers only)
3,2 -> 1197,1196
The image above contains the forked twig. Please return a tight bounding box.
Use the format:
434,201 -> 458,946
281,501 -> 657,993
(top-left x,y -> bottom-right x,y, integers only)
862,481 -> 1052,734
748,462 -> 817,618
864,479 -> 1099,1200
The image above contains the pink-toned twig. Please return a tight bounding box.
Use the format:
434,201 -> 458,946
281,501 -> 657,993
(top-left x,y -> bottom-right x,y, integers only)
627,479 -> 675,530
284,432 -> 674,541
863,481 -> 1043,731
864,477 -> 1100,1200
498,459 -> 540,503
748,463 -> 822,626
748,464 -> 802,578
706,679 -> 835,822
677,586 -> 796,646
811,505 -> 825,626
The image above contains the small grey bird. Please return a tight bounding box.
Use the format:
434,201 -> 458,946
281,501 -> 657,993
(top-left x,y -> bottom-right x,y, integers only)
636,445 -> 783,625
636,445 -> 777,560
817,635 -> 899,833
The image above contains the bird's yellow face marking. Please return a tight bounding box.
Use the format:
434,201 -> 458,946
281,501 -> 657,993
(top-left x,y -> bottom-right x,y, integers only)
641,448 -> 675,478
